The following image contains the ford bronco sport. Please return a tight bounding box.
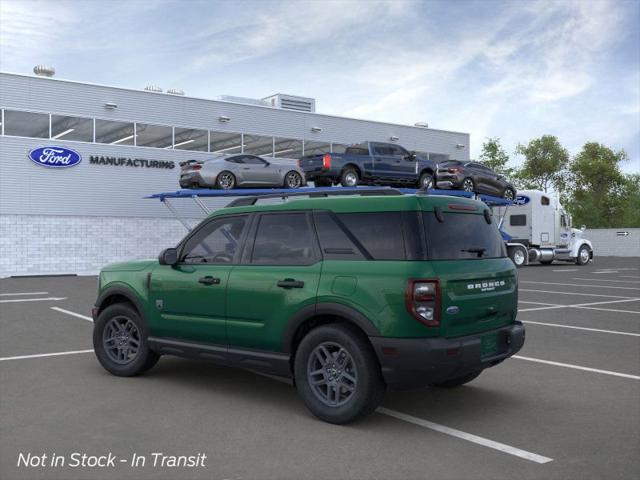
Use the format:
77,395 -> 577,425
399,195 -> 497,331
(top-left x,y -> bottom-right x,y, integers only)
93,191 -> 524,424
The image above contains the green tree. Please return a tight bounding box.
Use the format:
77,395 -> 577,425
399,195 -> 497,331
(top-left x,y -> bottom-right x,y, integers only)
479,137 -> 513,176
619,174 -> 640,227
515,135 -> 569,193
566,142 -> 630,228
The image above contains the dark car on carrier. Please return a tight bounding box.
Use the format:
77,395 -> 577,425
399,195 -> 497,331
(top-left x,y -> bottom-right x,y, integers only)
436,161 -> 516,200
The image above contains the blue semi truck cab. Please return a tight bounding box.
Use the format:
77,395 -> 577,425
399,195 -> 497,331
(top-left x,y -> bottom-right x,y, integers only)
298,141 -> 437,188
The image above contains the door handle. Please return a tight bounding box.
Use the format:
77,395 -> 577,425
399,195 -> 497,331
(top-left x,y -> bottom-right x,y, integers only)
277,278 -> 305,289
198,276 -> 221,285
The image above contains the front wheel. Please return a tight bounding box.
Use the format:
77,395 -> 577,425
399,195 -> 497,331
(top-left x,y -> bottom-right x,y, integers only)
284,170 -> 303,189
508,245 -> 527,268
294,324 -> 385,424
576,245 -> 591,265
340,168 -> 359,187
93,303 -> 159,377
418,172 -> 434,190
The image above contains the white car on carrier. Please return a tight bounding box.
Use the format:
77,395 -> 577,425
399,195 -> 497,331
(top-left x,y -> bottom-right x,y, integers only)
493,190 -> 593,267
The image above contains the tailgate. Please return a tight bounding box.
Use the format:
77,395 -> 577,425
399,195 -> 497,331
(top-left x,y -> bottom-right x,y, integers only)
432,259 -> 517,338
298,154 -> 325,171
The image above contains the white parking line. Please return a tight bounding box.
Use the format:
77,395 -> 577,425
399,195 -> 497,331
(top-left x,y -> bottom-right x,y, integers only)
552,269 -> 578,272
520,289 -> 636,299
572,278 -> 640,284
521,320 -> 640,337
518,301 -> 559,306
593,271 -> 620,274
518,297 -> 640,313
570,306 -> 640,315
521,281 -> 640,291
621,276 -> 640,279
51,307 -> 93,322
377,408 -> 553,464
0,349 -> 94,362
513,356 -> 640,380
0,297 -> 67,303
0,291 -> 49,296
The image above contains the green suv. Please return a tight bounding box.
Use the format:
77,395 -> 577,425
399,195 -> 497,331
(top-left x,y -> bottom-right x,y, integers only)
92,192 -> 524,424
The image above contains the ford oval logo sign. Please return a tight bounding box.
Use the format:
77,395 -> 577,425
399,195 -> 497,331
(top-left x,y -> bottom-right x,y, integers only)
514,195 -> 530,205
28,146 -> 82,168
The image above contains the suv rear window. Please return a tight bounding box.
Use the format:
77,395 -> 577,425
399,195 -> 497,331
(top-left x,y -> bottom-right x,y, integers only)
423,212 -> 505,260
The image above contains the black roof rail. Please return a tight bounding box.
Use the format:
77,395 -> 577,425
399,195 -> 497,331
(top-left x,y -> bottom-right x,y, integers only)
225,187 -> 403,207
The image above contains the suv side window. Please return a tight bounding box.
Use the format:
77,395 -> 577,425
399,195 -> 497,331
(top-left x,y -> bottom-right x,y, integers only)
181,215 -> 248,264
313,211 -> 366,260
336,212 -> 406,260
251,213 -> 317,265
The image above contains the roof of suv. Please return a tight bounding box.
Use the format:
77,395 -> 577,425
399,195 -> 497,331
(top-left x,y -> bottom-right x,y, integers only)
210,194 -> 485,217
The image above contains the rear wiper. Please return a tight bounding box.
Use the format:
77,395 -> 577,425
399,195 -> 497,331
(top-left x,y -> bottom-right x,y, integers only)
461,247 -> 487,257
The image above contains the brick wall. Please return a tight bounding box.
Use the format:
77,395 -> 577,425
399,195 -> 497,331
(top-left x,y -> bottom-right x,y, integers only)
0,215 -> 191,277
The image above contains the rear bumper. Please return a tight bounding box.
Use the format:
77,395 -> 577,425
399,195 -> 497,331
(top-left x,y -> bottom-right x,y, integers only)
369,322 -> 525,389
179,172 -> 208,188
435,174 -> 464,189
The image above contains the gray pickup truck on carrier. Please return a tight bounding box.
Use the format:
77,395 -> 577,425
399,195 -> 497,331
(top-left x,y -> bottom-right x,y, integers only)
299,141 -> 437,189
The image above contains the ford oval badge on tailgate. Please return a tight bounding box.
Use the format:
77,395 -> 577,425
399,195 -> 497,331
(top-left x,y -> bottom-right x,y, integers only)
446,306 -> 460,315
28,146 -> 82,168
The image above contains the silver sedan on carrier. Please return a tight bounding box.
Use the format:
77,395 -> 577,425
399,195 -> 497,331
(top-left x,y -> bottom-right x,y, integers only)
179,154 -> 306,189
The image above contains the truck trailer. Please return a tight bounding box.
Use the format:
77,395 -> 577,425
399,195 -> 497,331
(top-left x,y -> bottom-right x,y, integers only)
493,190 -> 593,267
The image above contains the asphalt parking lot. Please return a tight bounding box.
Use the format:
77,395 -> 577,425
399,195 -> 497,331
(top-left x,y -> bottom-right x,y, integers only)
1,257 -> 639,480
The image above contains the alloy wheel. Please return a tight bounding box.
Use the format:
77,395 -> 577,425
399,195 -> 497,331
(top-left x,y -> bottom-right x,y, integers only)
286,172 -> 302,188
462,179 -> 474,192
218,173 -> 235,189
504,189 -> 515,200
307,342 -> 358,407
344,172 -> 358,187
513,248 -> 525,266
102,316 -> 140,365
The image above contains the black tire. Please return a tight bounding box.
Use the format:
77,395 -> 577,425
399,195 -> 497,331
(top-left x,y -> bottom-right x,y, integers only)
313,178 -> 332,187
508,245 -> 527,268
462,177 -> 475,192
576,245 -> 591,265
294,324 -> 385,424
431,370 -> 482,388
93,303 -> 159,377
503,188 -> 515,200
418,172 -> 434,190
284,170 -> 303,189
340,168 -> 359,187
216,171 -> 236,190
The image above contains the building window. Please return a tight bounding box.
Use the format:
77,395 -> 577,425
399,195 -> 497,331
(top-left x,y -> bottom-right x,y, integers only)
3,110 -> 49,138
273,137 -> 303,159
135,123 -> 173,149
51,114 -> 93,142
303,140 -> 330,156
244,134 -> 274,156
210,131 -> 243,154
174,127 -> 208,151
95,119 -> 135,145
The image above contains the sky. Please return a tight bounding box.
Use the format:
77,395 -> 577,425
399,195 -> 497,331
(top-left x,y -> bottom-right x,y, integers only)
1,0 -> 639,172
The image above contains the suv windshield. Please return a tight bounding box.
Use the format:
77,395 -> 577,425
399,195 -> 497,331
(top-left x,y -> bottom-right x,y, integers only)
423,212 -> 505,260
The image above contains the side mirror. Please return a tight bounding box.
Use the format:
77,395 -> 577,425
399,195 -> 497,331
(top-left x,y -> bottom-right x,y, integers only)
159,247 -> 178,266
405,151 -> 416,161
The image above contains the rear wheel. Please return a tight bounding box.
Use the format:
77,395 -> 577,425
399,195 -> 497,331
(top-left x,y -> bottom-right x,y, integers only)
418,172 -> 434,190
462,177 -> 475,192
431,370 -> 482,388
93,303 -> 159,377
340,168 -> 359,187
576,245 -> 591,265
216,171 -> 236,190
284,171 -> 303,189
294,324 -> 385,424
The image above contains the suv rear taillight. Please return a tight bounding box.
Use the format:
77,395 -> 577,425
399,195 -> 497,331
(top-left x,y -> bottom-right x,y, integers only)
192,165 -> 202,170
322,153 -> 331,169
448,167 -> 459,173
405,279 -> 440,327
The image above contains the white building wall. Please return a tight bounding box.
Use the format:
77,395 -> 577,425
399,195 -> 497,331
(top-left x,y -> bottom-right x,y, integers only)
0,215 -> 188,277
587,228 -> 640,258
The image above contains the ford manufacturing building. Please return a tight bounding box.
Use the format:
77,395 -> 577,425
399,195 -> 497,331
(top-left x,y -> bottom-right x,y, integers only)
0,69 -> 470,278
